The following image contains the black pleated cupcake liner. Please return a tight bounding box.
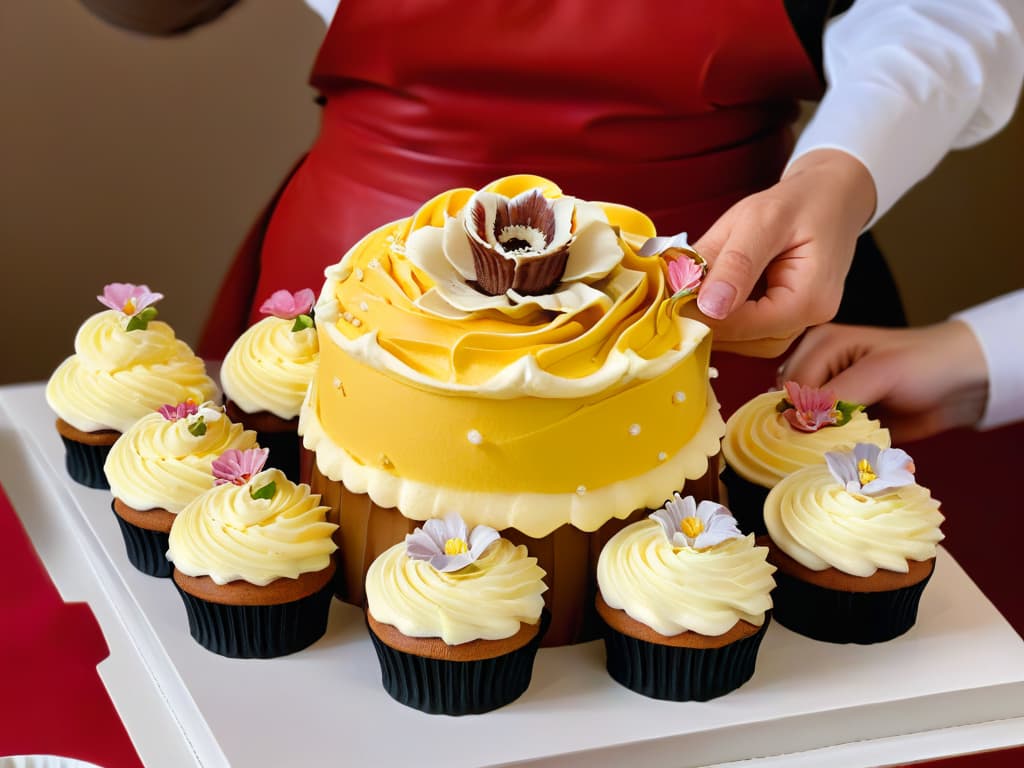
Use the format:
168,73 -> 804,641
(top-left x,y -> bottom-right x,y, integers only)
60,435 -> 113,490
720,465 -> 770,536
111,500 -> 171,578
368,611 -> 549,715
256,429 -> 301,484
771,566 -> 933,644
601,618 -> 770,702
174,578 -> 334,658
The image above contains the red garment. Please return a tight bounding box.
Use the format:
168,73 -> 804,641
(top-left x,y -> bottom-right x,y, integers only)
199,0 -> 821,357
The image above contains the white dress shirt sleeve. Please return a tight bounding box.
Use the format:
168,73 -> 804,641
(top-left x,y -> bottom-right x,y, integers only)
790,0 -> 1024,226
952,290 -> 1024,430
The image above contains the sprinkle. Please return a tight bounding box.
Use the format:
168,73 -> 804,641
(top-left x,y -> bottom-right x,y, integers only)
343,311 -> 353,322
467,429 -> 483,445
709,367 -> 719,379
658,451 -> 668,462
354,268 -> 365,280
628,423 -> 641,436
576,485 -> 587,496
673,391 -> 686,404
352,318 -> 362,328
359,301 -> 369,312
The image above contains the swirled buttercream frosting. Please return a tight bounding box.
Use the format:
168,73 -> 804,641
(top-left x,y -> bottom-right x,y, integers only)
764,463 -> 944,577
104,408 -> 257,513
598,519 -> 775,637
723,390 -> 890,488
167,468 -> 337,585
221,317 -> 318,420
46,310 -> 220,433
365,538 -> 547,645
303,175 -> 724,535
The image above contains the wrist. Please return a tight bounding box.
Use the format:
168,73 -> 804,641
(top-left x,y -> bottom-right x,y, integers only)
783,148 -> 877,232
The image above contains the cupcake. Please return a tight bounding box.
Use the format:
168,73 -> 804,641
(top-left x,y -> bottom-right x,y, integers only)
365,513 -> 548,715
763,443 -> 944,644
46,283 -> 220,489
167,447 -> 338,658
721,381 -> 890,535
596,494 -> 775,701
220,288 -> 318,482
104,400 -> 258,577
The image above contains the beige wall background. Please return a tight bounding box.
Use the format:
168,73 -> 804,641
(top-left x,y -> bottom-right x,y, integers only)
2,1 -> 1023,385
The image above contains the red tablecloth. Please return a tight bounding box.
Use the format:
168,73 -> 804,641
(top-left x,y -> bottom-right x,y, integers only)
0,482 -> 143,767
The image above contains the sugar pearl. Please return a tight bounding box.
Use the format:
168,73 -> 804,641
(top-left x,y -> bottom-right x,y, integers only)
467,429 -> 483,445
628,423 -> 641,436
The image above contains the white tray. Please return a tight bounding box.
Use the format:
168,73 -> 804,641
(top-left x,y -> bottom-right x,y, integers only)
3,383 -> 1023,768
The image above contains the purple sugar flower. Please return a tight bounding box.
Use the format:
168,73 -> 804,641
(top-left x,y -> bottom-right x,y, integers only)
212,447 -> 270,486
825,443 -> 916,497
158,400 -> 199,422
405,512 -> 500,572
650,493 -> 742,550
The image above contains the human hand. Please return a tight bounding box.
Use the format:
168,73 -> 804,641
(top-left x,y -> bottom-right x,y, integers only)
692,149 -> 876,358
778,321 -> 990,443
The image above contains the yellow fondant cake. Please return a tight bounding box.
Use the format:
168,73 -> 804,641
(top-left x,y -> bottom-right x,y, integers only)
300,175 -> 724,644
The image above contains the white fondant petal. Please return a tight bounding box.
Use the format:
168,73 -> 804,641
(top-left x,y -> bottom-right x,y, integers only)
443,215 -> 478,280
562,219 -> 623,282
638,232 -> 691,257
414,289 -> 473,320
405,226 -> 450,277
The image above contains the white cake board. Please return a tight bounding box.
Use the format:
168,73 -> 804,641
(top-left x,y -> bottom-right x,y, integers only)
3,383 -> 1023,768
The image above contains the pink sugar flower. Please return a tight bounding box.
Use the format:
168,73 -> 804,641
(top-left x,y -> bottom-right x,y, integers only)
212,447 -> 270,486
781,380 -> 841,433
667,255 -> 704,298
158,400 -> 199,422
259,289 -> 316,320
97,283 -> 163,317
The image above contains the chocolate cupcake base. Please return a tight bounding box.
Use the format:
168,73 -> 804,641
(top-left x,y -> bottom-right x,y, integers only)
172,564 -> 335,658
367,611 -> 549,716
720,465 -> 770,536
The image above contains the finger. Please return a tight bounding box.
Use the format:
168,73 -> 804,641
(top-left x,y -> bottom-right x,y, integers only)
711,333 -> 800,360
692,205 -> 735,263
696,208 -> 791,321
702,281 -> 804,343
821,353 -> 899,408
778,325 -> 851,387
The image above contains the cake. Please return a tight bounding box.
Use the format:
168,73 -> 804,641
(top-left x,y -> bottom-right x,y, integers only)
220,288 -> 319,482
46,283 -> 220,489
103,400 -> 258,577
365,513 -> 547,715
167,447 -> 337,658
300,175 -> 724,645
763,443 -> 944,644
596,494 -> 775,701
721,381 -> 890,535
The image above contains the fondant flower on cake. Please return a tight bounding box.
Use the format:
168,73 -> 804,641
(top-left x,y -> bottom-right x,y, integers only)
405,512 -> 500,573
158,400 -> 199,422
259,288 -> 316,331
212,447 -> 276,500
159,400 -> 223,437
404,185 -> 623,317
638,232 -> 707,299
650,493 -> 743,550
97,282 -> 163,331
776,381 -> 863,432
825,443 -> 916,497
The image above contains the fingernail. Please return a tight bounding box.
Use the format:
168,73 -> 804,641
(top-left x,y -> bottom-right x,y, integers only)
698,282 -> 736,319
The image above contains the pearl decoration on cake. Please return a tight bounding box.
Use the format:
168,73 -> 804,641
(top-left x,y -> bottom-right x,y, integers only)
359,301 -> 369,312
368,258 -> 381,270
628,423 -> 641,436
658,451 -> 668,462
709,366 -> 719,379
673,391 -> 686,404
332,377 -> 342,390
576,485 -> 587,495
352,318 -> 362,328
354,268 -> 365,281
467,429 -> 483,445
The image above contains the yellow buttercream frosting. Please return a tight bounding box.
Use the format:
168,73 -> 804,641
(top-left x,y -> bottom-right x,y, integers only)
167,468 -> 337,585
723,390 -> 890,489
104,407 -> 258,513
303,176 -> 723,535
365,538 -> 547,645
597,520 -> 775,637
221,317 -> 318,420
764,463 -> 944,577
46,310 -> 220,433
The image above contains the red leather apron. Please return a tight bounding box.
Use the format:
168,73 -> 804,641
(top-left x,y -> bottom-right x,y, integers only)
199,0 -> 821,358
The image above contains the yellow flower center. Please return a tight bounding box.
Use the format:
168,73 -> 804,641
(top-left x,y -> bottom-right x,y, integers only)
858,458 -> 877,486
444,537 -> 468,555
122,298 -> 136,315
680,516 -> 704,538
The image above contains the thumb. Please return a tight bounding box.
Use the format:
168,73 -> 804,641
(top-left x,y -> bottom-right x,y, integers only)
696,214 -> 787,320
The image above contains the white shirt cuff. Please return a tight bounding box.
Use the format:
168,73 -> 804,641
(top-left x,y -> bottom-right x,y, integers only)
952,290 -> 1024,430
